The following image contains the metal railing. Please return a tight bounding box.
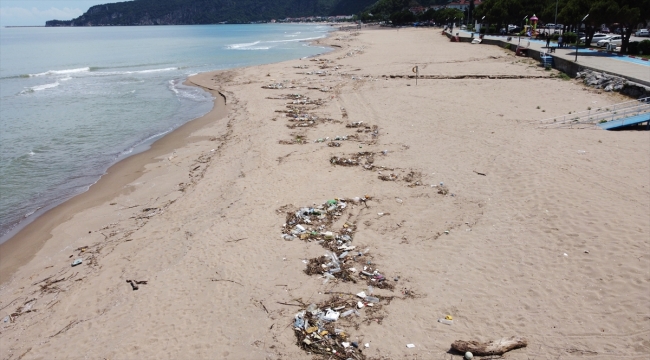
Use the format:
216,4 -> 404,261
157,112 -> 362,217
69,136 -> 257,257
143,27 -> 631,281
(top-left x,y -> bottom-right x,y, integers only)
537,97 -> 650,129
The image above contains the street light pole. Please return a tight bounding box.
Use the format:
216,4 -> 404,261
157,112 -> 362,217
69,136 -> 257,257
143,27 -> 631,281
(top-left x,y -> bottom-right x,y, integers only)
575,14 -> 589,62
554,0 -> 558,29
520,15 -> 528,47
481,15 -> 485,36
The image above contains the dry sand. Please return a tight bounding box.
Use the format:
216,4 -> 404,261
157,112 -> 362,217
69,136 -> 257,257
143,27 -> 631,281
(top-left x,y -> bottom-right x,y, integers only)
0,27 -> 648,360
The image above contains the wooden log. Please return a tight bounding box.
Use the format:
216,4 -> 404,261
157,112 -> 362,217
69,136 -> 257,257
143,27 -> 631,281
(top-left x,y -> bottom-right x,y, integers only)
451,336 -> 527,356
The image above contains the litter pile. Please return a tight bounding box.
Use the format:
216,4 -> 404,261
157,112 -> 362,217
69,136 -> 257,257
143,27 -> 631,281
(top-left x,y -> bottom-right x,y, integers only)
293,292 -> 394,359
262,81 -> 298,90
330,152 -> 377,169
282,198 -> 394,290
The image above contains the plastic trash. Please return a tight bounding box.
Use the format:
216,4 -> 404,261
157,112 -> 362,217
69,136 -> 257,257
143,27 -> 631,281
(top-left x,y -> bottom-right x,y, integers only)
294,315 -> 305,328
465,352 -> 474,360
328,252 -> 340,266
364,296 -> 379,303
338,251 -> 349,259
364,343 -> 370,348
71,258 -> 83,267
341,309 -> 355,317
323,272 -> 335,284
323,309 -> 340,321
438,318 -> 453,325
356,291 -> 367,298
367,285 -> 374,295
406,344 -> 416,348
395,198 -> 403,203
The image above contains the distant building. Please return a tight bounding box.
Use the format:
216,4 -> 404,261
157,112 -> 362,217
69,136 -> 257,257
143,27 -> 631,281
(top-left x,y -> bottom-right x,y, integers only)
447,0 -> 482,11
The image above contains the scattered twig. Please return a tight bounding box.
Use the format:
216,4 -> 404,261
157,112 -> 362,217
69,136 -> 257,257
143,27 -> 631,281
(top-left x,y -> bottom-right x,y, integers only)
277,302 -> 302,307
126,280 -> 147,290
16,347 -> 32,360
50,319 -> 83,337
260,301 -> 269,314
0,297 -> 25,312
473,170 -> 487,176
210,278 -> 243,286
226,237 -> 247,243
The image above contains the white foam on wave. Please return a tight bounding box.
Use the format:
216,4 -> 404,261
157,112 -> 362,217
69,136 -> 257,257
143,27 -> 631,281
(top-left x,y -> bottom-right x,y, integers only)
20,82 -> 60,94
93,67 -> 179,76
227,41 -> 261,49
226,41 -> 272,50
29,67 -> 90,77
267,35 -> 325,44
168,79 -> 180,94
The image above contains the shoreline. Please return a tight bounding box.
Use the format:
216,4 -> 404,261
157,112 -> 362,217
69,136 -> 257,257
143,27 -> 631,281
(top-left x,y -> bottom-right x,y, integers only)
0,28 -> 337,285
0,88 -> 228,284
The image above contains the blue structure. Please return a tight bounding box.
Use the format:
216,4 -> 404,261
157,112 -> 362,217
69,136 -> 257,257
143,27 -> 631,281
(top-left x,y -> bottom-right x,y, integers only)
597,113 -> 650,130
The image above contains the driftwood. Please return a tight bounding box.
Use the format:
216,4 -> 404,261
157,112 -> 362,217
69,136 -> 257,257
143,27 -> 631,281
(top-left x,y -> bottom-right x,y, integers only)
451,336 -> 527,356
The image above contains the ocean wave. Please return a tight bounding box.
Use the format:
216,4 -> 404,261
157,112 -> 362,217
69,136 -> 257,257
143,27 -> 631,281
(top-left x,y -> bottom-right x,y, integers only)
231,46 -> 272,50
92,67 -> 179,76
19,82 -> 60,94
28,67 -> 90,77
267,35 -> 325,43
227,41 -> 261,49
168,79 -> 180,94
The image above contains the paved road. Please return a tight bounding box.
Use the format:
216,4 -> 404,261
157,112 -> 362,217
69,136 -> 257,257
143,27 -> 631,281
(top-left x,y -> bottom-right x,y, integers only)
456,30 -> 650,85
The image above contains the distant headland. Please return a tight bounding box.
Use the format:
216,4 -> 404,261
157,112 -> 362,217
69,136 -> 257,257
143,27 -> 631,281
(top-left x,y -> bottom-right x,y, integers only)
45,0 -> 375,26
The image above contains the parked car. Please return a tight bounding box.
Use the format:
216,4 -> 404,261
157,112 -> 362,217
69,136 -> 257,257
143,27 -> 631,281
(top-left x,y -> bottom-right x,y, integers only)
601,27 -> 610,33
555,24 -> 564,29
545,23 -> 555,29
597,35 -> 622,47
635,29 -> 649,37
579,33 -> 609,44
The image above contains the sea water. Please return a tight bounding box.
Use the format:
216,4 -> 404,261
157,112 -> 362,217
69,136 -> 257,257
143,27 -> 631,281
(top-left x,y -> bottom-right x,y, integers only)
0,24 -> 331,242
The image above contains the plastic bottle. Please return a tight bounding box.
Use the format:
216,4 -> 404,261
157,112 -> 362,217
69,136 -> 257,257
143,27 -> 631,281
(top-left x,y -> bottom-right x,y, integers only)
338,251 -> 349,259
341,309 -> 355,317
364,296 -> 380,303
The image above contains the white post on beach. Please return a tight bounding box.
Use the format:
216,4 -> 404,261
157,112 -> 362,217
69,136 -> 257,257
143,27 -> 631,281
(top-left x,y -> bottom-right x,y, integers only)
412,66 -> 419,85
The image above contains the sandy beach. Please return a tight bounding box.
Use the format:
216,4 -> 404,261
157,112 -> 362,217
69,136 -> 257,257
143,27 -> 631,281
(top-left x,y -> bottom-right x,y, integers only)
1,26 -> 648,359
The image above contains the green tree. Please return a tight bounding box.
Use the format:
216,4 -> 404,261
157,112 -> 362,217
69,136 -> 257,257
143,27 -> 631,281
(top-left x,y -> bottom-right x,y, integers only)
561,0 -> 650,53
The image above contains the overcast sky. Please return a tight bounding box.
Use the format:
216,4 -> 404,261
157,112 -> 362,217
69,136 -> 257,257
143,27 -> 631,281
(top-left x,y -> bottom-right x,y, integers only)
0,0 -> 113,26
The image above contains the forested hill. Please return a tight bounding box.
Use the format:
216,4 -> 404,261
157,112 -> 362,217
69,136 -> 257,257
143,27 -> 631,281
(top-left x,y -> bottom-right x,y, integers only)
45,0 -> 378,26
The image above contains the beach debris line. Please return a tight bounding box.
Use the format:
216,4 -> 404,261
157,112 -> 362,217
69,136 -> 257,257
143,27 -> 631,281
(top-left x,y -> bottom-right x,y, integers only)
451,336 -> 528,356
283,198 -> 395,289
